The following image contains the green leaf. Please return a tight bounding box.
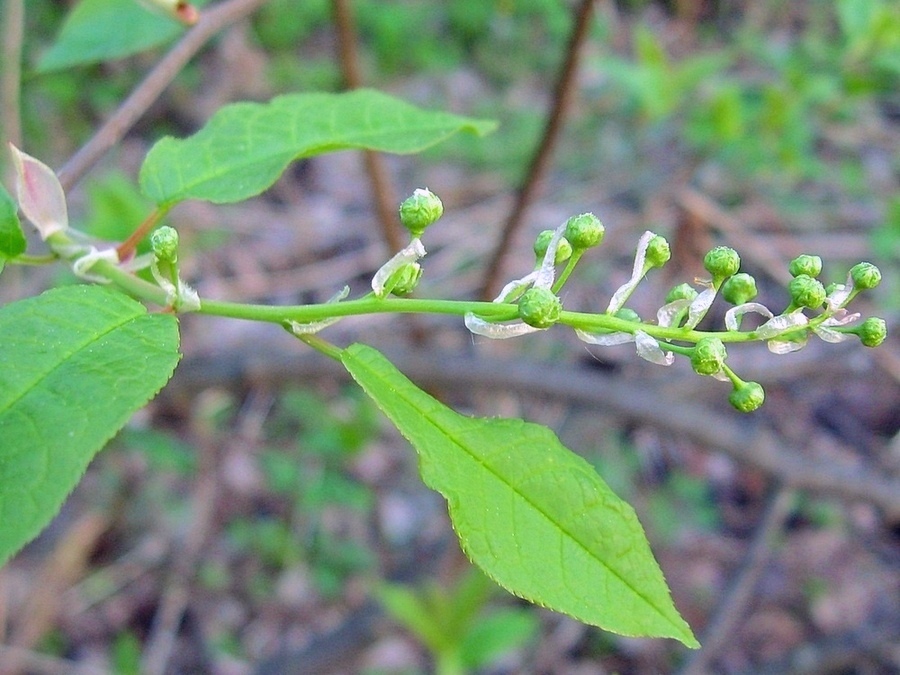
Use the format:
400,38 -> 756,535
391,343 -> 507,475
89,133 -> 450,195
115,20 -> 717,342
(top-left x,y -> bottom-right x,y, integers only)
0,286 -> 180,566
139,89 -> 497,206
460,608 -> 539,669
36,0 -> 210,73
341,344 -> 698,647
0,183 -> 27,261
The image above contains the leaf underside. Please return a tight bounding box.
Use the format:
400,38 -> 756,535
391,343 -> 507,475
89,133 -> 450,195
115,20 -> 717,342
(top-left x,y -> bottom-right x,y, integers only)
0,286 -> 180,566
139,89 -> 497,206
341,343 -> 698,647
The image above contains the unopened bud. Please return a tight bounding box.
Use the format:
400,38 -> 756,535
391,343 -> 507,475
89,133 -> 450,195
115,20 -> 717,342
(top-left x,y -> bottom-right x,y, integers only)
729,381 -> 765,413
703,246 -> 741,280
789,254 -> 822,278
399,188 -> 443,237
563,213 -> 605,250
387,262 -> 422,296
850,262 -> 881,290
645,235 -> 671,269
722,272 -> 758,305
789,274 -> 826,309
666,283 -> 698,303
533,230 -> 573,265
857,317 -> 886,347
150,226 -> 179,263
518,287 -> 562,329
691,337 -> 727,376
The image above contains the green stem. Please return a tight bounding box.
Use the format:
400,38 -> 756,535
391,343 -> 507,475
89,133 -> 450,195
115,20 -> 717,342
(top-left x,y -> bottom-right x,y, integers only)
293,333 -> 344,361
551,248 -> 585,294
92,259 -> 171,305
9,253 -> 57,265
53,236 -> 812,348
558,310 -> 757,344
198,296 -> 521,324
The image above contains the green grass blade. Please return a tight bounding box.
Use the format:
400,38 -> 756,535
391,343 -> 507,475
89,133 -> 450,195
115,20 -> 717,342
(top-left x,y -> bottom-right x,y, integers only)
342,343 -> 698,647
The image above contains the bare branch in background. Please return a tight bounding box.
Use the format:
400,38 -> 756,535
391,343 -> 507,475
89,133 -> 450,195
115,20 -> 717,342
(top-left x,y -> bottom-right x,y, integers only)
1,0 -> 25,161
679,485 -> 797,675
57,0 -> 269,192
479,0 -> 594,300
331,0 -> 403,253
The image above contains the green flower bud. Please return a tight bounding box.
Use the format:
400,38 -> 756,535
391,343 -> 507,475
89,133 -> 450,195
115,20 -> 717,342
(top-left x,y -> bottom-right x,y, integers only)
850,262 -> 881,290
703,246 -> 741,280
721,272 -> 758,305
563,213 -> 605,250
387,262 -> 422,296
399,188 -> 443,237
691,337 -> 727,376
666,282 -> 698,303
645,235 -> 671,269
533,230 -> 573,265
517,287 -> 562,329
151,226 -> 179,263
789,274 -> 826,309
788,254 -> 822,278
729,381 -> 765,413
857,317 -> 886,347
614,307 -> 641,322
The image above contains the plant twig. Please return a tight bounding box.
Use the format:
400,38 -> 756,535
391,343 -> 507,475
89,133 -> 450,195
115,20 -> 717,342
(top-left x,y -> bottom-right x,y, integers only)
478,0 -> 595,300
0,0 -> 24,161
56,0 -> 268,192
331,0 -> 403,253
678,485 -> 797,675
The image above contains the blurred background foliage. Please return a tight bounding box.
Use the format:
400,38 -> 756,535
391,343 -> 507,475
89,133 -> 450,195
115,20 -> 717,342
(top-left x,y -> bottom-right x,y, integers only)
4,0 -> 898,672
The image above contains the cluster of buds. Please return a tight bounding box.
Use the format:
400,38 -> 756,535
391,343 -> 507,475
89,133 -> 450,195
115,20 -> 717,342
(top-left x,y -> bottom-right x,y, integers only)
465,208 -> 887,413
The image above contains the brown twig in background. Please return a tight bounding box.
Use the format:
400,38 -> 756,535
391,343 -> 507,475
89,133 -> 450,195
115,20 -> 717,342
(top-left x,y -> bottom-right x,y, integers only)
2,513 -> 108,674
163,347 -> 900,519
57,0 -> 269,192
331,0 -> 403,253
0,0 -> 24,161
140,388 -> 272,675
478,0 -> 595,300
677,186 -> 794,285
678,485 -> 797,675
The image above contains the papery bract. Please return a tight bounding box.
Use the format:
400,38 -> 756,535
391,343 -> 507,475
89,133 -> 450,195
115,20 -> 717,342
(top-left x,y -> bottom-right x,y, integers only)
754,310 -> 808,340
685,287 -> 716,329
287,286 -> 350,335
657,298 -> 692,328
9,144 -> 68,240
372,238 -> 426,297
575,329 -> 634,346
465,313 -> 541,339
825,273 -> 854,311
607,230 -> 654,314
812,310 -> 860,343
635,330 -> 674,366
725,302 -> 774,331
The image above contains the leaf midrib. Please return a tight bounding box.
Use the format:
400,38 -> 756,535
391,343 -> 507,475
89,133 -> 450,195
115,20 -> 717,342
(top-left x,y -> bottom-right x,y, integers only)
352,348 -> 681,634
0,302 -> 143,419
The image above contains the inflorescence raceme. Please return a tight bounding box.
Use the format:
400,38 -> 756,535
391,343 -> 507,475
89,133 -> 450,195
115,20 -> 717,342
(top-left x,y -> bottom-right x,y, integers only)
305,189 -> 884,414
456,203 -> 885,414
11,148 -> 883,417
